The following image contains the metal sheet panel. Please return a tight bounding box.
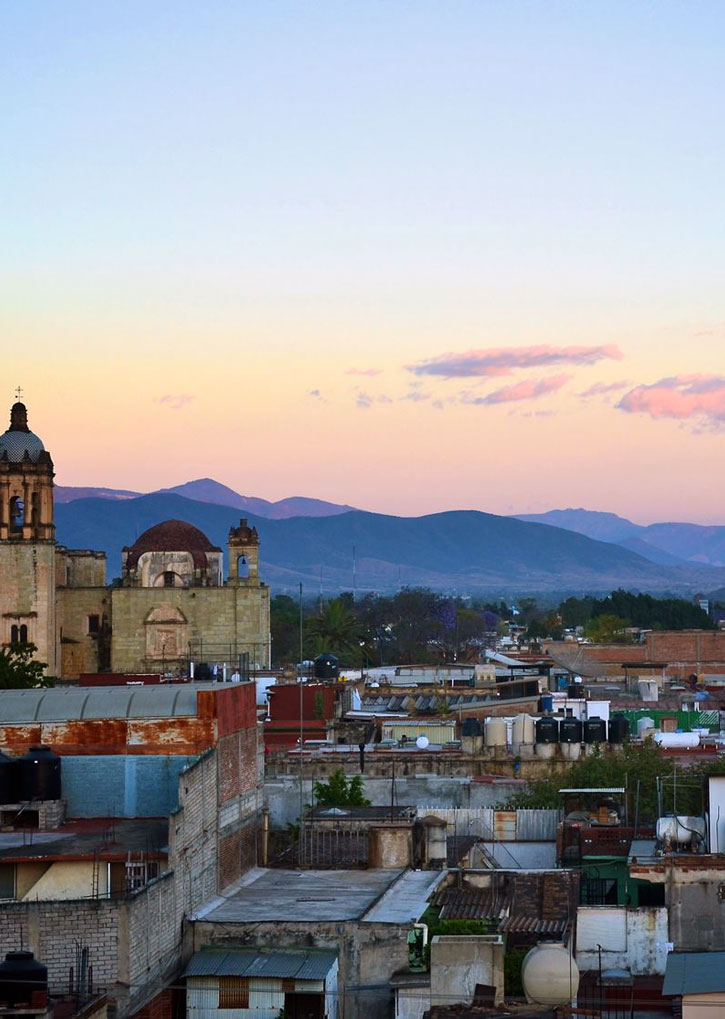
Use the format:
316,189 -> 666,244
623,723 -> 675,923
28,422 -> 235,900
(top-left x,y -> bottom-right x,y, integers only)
577,907 -> 627,953
185,950 -> 337,981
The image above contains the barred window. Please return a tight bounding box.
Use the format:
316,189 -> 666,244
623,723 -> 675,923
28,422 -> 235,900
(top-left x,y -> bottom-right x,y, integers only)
218,978 -> 249,1009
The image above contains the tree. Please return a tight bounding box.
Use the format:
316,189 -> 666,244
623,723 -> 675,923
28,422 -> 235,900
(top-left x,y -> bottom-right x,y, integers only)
270,595 -> 301,664
313,769 -> 371,807
0,643 -> 50,689
306,598 -> 365,663
585,614 -> 632,644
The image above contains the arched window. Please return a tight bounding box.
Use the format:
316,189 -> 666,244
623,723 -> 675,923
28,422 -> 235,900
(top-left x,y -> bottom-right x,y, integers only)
9,497 -> 23,531
10,625 -> 18,644
19,625 -> 27,644
237,554 -> 249,579
31,492 -> 40,526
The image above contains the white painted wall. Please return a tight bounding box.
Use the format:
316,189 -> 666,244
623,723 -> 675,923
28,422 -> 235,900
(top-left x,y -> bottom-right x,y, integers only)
708,775 -> 725,853
577,907 -> 669,975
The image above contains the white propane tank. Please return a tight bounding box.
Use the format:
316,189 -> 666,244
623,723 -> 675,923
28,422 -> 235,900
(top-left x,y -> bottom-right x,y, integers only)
484,717 -> 507,747
654,732 -> 700,749
656,815 -> 707,845
521,942 -> 579,1005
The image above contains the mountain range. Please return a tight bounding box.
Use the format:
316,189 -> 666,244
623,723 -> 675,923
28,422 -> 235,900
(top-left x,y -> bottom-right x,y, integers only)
53,482 -> 725,596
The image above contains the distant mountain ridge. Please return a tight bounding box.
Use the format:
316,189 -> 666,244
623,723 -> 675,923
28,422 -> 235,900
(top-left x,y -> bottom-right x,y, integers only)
515,508 -> 725,568
55,477 -> 355,518
54,491 -> 725,596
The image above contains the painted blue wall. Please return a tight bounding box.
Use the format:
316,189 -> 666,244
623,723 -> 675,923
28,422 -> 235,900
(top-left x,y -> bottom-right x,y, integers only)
61,755 -> 197,817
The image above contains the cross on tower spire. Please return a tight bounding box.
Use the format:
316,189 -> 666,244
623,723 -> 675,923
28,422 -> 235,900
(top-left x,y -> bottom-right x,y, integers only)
14,386 -> 23,401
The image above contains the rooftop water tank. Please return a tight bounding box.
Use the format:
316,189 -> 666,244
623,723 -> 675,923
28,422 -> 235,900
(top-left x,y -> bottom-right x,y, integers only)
583,717 -> 607,745
512,713 -> 535,745
535,716 -> 559,744
0,951 -> 48,1008
521,942 -> 579,1005
637,716 -> 655,739
608,715 -> 629,744
484,717 -> 507,747
17,746 -> 61,801
0,752 -> 16,804
313,653 -> 339,680
461,718 -> 483,737
559,718 -> 583,744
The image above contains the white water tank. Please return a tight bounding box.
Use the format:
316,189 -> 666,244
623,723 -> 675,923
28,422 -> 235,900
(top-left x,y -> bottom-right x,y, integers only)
637,716 -> 655,739
512,713 -> 535,745
521,942 -> 579,1005
656,815 -> 707,845
654,732 -> 699,749
484,717 -> 507,747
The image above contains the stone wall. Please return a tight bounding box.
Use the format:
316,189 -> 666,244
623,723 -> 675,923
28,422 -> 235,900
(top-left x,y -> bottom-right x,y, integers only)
0,541 -> 57,675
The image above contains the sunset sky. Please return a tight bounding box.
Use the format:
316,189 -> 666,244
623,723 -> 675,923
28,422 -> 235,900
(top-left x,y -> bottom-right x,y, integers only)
3,2 -> 725,523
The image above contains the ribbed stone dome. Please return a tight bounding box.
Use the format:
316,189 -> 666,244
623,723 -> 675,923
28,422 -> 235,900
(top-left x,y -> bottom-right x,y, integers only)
0,403 -> 46,463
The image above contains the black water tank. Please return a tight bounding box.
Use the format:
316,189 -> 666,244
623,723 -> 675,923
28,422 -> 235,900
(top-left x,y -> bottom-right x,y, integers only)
559,717 -> 583,743
0,952 -> 48,1007
461,718 -> 482,737
194,662 -> 212,681
535,716 -> 559,744
313,653 -> 339,680
0,752 -> 16,804
608,715 -> 629,744
17,746 -> 61,801
583,717 -> 607,744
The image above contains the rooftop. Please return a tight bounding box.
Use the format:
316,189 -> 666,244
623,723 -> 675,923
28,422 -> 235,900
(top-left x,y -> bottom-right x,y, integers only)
0,818 -> 168,862
191,866 -> 444,925
184,948 -> 337,982
663,951 -> 725,996
0,682 -> 239,722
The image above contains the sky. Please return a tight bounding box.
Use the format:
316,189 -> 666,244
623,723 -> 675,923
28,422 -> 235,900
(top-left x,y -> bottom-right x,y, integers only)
2,1 -> 725,523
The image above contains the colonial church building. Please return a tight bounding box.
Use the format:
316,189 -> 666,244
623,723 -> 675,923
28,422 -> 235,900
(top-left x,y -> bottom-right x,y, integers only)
0,399 -> 270,679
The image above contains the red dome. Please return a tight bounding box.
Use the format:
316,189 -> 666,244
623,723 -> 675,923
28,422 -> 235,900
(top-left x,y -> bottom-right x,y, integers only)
123,519 -> 221,570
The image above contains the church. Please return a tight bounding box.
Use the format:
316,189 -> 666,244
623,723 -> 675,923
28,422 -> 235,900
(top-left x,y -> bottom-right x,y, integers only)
0,399 -> 270,679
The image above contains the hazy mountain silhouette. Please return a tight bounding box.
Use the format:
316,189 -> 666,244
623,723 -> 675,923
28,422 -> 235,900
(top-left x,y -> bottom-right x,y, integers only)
55,492 -> 725,595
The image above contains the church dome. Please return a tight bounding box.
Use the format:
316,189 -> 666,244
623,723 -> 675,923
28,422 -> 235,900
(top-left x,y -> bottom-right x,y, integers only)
124,519 -> 222,570
0,403 -> 46,463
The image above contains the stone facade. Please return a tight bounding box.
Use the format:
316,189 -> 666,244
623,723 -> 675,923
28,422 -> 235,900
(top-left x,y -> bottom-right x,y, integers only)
0,400 -> 270,679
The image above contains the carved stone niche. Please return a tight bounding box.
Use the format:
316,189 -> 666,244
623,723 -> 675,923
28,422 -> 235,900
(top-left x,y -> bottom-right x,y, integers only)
144,603 -> 188,660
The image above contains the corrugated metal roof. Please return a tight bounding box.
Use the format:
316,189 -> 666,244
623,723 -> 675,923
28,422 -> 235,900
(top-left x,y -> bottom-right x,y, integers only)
558,788 -> 625,794
184,950 -> 337,981
0,683 -> 228,722
663,952 -> 725,995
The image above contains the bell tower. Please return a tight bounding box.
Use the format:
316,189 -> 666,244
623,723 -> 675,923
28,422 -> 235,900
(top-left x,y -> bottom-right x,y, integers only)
227,518 -> 259,584
0,397 -> 58,675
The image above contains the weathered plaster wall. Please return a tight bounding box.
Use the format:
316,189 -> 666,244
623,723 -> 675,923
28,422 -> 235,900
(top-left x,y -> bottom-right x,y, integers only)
576,907 -> 669,975
430,935 -> 505,1006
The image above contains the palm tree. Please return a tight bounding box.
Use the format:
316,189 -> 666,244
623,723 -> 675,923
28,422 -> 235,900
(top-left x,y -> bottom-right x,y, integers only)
305,598 -> 364,664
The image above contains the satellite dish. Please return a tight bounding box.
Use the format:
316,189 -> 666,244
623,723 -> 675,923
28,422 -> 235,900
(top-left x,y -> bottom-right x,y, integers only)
416,735 -> 429,749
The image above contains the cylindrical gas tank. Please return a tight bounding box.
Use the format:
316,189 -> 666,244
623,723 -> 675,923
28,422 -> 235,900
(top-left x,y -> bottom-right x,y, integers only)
0,951 -> 48,1008
654,732 -> 699,749
535,716 -> 559,744
484,717 -> 507,747
583,717 -> 607,744
656,815 -> 706,844
17,746 -> 61,801
0,753 -> 17,804
512,714 -> 535,745
608,715 -> 629,744
521,942 -> 579,1005
559,718 -> 583,744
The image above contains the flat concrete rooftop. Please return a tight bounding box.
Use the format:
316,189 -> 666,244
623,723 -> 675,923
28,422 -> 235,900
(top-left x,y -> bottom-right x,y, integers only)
192,866 -> 445,925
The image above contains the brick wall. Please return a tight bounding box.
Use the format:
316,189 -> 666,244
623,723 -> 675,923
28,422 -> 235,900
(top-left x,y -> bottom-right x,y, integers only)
646,629 -> 725,665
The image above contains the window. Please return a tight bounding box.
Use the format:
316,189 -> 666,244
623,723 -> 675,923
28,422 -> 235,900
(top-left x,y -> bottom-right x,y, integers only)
9,497 -> 23,530
163,572 -> 176,587
580,877 -> 618,905
19,625 -> 27,644
218,978 -> 249,1009
88,615 -> 100,635
0,864 -> 15,900
10,625 -> 18,644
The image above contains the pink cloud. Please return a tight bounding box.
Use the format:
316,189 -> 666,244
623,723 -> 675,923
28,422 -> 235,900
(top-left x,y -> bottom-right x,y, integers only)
346,367 -> 382,376
480,373 -> 571,405
578,379 -> 630,398
617,375 -> 725,422
407,344 -> 622,379
157,394 -> 194,410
